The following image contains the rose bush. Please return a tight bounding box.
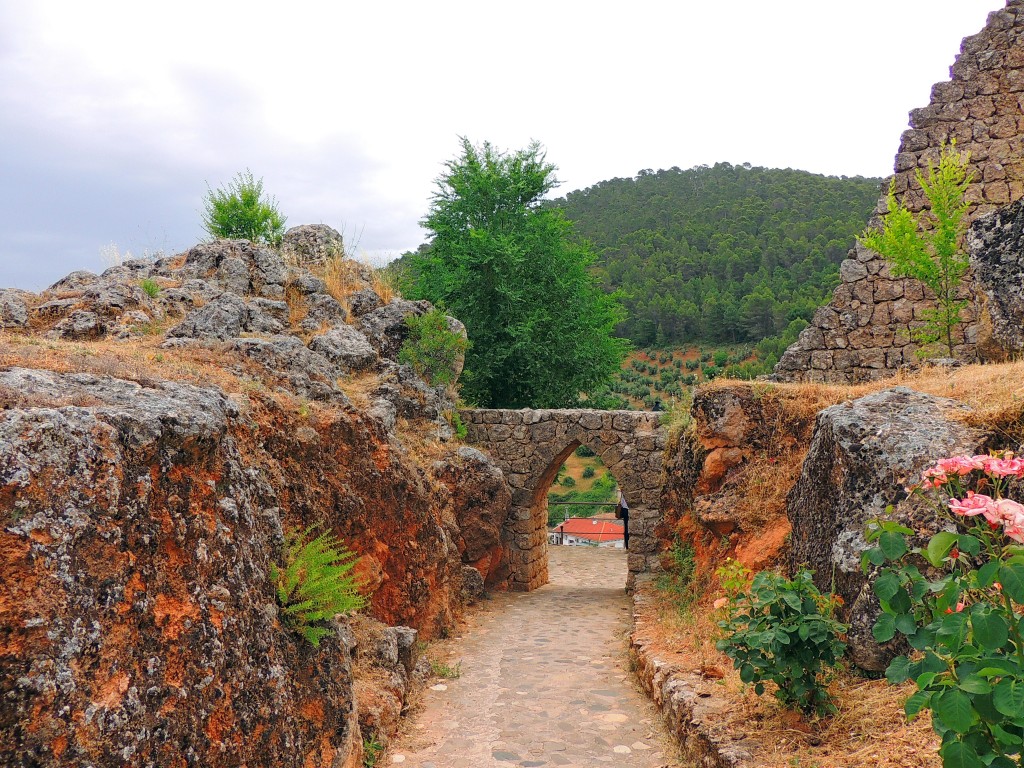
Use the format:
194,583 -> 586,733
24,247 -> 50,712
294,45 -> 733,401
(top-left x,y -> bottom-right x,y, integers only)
863,452 -> 1024,768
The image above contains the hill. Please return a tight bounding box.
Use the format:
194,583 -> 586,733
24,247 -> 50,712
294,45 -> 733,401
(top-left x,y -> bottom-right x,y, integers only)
553,162 -> 882,348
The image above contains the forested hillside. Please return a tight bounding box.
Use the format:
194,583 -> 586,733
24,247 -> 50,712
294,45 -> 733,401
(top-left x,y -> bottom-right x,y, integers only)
554,163 -> 882,347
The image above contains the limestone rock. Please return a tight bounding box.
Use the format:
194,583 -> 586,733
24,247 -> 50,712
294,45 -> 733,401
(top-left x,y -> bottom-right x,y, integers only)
279,224 -> 345,268
0,289 -> 30,328
346,288 -> 384,318
178,239 -> 287,298
308,324 -> 378,371
167,292 -> 249,339
49,309 -> 105,340
358,298 -> 432,360
787,386 -> 986,671
226,335 -> 349,403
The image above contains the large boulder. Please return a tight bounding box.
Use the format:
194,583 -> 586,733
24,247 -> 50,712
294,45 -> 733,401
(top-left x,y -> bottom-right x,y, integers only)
968,196 -> 1024,355
280,224 -> 345,268
0,368 -> 360,768
787,386 -> 987,671
434,446 -> 511,587
308,324 -> 378,372
177,239 -> 288,298
357,298 -> 432,361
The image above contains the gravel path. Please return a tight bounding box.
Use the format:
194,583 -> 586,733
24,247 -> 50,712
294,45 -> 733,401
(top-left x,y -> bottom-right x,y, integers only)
390,546 -> 684,767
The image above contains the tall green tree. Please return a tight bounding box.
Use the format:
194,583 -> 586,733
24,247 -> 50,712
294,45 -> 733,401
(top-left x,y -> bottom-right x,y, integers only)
409,138 -> 628,408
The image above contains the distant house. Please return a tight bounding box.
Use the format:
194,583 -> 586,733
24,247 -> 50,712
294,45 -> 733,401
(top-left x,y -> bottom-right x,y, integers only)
548,517 -> 625,548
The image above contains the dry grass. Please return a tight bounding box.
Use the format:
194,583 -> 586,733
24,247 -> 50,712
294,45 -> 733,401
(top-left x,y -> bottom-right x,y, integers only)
642,586 -> 941,768
319,257 -> 364,316
370,268 -> 399,304
708,360 -> 1024,442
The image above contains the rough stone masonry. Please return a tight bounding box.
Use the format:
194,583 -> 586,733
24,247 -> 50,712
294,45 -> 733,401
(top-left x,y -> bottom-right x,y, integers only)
776,1 -> 1024,383
460,408 -> 666,591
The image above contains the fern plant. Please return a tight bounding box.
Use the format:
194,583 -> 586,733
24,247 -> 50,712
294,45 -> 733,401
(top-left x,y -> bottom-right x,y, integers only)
271,526 -> 365,647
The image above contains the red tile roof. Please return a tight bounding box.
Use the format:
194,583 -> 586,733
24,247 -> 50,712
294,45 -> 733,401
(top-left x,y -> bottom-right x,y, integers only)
552,517 -> 624,542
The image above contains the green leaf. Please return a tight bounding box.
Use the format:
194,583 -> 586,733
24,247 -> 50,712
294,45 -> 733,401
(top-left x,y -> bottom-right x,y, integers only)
926,531 -> 959,567
956,535 -> 981,557
865,547 -> 886,567
975,560 -> 1000,589
904,689 -> 932,718
939,740 -> 984,768
957,675 -> 991,695
993,679 -> 1024,718
970,610 -> 1008,651
873,613 -> 896,643
886,655 -> 911,684
873,571 -> 900,601
933,690 -> 978,734
879,530 -> 908,561
895,613 -> 918,635
997,562 -> 1024,603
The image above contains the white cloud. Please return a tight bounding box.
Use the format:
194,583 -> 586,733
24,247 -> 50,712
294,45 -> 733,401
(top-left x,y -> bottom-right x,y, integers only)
0,0 -> 999,288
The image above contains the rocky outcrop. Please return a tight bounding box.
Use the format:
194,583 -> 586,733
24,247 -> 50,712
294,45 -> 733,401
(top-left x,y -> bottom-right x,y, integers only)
787,387 -> 987,670
776,2 -> 1024,382
0,368 -> 362,768
0,236 -> 510,767
968,195 -> 1024,354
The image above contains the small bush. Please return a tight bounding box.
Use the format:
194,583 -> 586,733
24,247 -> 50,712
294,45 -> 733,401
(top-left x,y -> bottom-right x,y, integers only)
717,569 -> 847,716
398,309 -> 469,387
561,475 -> 576,487
574,444 -> 596,458
362,734 -> 383,768
271,526 -> 365,647
139,278 -> 160,298
582,466 -> 596,479
656,540 -> 699,608
447,410 -> 468,440
202,170 -> 286,245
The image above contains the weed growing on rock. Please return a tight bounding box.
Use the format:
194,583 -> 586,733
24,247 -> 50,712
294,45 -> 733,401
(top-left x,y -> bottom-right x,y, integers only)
139,278 -> 161,298
362,734 -> 383,767
398,308 -> 468,387
271,526 -> 365,647
656,539 -> 700,609
717,569 -> 847,716
430,659 -> 462,679
864,452 -> 1024,768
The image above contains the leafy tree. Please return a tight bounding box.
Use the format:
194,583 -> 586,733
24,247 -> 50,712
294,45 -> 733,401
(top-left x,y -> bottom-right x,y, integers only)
858,144 -> 973,357
408,139 -> 628,408
202,170 -> 287,246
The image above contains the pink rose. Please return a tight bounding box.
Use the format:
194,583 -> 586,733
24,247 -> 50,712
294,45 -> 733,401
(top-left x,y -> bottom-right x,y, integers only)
983,457 -> 1024,478
989,498 -> 1024,526
938,456 -> 985,476
948,492 -> 994,517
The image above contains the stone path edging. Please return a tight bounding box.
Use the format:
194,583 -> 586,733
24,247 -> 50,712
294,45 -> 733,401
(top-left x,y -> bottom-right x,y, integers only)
628,579 -> 755,768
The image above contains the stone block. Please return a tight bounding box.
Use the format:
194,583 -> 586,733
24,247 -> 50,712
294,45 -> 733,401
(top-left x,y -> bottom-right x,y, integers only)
813,306 -> 840,330
823,330 -> 849,349
873,279 -> 904,302
840,259 -> 869,282
811,350 -> 833,369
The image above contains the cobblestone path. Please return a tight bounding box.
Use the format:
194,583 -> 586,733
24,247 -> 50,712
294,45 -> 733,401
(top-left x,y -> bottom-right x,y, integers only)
390,547 -> 683,767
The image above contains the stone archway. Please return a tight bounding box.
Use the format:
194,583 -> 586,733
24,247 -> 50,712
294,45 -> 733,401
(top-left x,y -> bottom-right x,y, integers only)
460,408 -> 667,590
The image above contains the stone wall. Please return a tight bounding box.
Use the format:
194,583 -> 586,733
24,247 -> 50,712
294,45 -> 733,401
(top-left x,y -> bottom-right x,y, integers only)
461,409 -> 666,591
775,1 -> 1024,383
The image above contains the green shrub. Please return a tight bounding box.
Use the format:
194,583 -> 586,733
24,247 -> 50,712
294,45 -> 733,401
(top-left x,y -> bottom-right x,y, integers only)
447,410 -> 468,440
582,466 -> 596,479
271,526 -> 365,647
575,444 -> 596,457
202,170 -> 287,245
656,539 -> 699,608
398,309 -> 469,387
717,569 -> 847,716
139,278 -> 160,298
561,475 -> 576,487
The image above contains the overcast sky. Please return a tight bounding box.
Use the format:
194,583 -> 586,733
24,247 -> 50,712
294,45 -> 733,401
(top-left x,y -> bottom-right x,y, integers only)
0,0 -> 1000,290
